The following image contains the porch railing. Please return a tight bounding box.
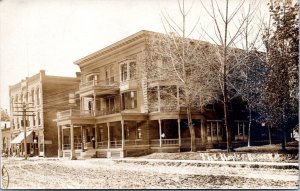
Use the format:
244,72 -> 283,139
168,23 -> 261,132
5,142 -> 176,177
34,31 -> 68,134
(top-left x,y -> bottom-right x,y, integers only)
63,143 -> 82,150
80,79 -> 119,89
148,106 -> 200,113
97,140 -> 148,149
150,138 -> 179,146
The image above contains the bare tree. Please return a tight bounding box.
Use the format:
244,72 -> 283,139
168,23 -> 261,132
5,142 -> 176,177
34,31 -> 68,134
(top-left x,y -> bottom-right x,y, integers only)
199,0 -> 260,151
145,0 -> 220,151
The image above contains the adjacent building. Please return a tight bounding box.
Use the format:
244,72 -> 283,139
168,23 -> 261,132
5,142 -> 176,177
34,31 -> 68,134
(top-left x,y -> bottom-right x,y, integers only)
9,70 -> 80,157
54,30 -> 250,159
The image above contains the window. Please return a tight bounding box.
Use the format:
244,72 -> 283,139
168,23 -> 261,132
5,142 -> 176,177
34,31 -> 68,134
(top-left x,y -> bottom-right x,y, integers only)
37,112 -> 41,126
36,88 -> 40,105
121,64 -> 128,81
129,62 -> 136,79
105,97 -> 115,114
120,60 -> 137,82
110,67 -> 114,83
122,91 -> 137,110
31,89 -> 35,105
105,66 -> 114,85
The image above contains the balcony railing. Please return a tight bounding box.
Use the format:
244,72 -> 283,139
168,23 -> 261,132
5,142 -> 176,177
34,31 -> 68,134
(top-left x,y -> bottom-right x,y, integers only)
80,79 -> 119,89
148,106 -> 200,113
95,107 -> 121,116
57,108 -> 121,119
57,109 -> 94,119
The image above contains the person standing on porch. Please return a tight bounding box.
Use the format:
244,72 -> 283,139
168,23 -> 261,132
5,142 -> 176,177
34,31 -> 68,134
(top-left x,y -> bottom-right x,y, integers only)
92,137 -> 95,149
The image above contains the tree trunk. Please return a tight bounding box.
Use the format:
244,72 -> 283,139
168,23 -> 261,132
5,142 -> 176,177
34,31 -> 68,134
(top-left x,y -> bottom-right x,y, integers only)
187,104 -> 196,152
247,109 -> 252,147
268,125 -> 272,145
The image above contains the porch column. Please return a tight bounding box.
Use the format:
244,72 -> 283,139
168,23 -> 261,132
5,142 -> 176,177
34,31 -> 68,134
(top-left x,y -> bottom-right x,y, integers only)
177,118 -> 181,146
107,122 -> 110,149
238,122 -> 240,138
57,125 -> 62,157
210,122 -> 213,142
121,120 -> 125,158
242,122 -> 245,141
70,124 -> 76,160
158,86 -> 161,112
159,119 -> 162,148
93,93 -> 96,116
94,124 -> 98,149
201,119 -> 207,146
216,122 -> 219,142
107,122 -> 111,158
81,126 -> 84,152
61,127 -> 64,151
121,120 -> 125,150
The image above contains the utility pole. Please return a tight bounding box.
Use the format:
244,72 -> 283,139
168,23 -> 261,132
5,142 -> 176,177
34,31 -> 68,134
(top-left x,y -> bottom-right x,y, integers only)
13,102 -> 35,160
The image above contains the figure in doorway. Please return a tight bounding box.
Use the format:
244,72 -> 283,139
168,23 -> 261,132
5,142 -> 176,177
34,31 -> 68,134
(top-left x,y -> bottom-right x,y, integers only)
88,101 -> 92,114
92,136 -> 95,149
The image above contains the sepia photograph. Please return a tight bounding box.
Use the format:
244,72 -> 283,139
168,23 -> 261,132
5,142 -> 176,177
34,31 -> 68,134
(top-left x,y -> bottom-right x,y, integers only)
0,0 -> 298,189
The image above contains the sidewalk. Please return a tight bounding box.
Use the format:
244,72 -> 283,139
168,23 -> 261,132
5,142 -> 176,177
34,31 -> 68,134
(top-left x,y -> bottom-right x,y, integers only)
112,157 -> 299,169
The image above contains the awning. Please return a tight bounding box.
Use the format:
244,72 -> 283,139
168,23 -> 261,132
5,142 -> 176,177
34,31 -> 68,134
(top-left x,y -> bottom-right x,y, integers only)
11,130 -> 33,144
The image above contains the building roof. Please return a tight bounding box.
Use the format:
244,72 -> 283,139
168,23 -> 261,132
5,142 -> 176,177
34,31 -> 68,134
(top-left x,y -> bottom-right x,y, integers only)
73,30 -> 157,67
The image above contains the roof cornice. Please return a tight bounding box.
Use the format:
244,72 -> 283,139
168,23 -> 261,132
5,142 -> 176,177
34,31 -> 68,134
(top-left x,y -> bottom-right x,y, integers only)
74,30 -> 155,67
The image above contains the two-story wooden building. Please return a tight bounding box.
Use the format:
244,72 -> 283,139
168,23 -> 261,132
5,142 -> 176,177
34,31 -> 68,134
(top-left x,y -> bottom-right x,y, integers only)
55,30 -> 249,159
9,70 -> 80,157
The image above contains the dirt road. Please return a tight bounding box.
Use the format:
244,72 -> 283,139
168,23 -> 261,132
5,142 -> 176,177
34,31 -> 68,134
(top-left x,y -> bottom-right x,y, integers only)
1,157 -> 298,189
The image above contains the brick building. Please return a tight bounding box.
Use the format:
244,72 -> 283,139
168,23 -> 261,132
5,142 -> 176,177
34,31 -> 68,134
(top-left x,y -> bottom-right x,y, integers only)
9,70 -> 80,157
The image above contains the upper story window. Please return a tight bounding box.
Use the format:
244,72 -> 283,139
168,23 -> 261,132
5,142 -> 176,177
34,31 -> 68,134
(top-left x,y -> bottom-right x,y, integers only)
120,60 -> 136,82
31,89 -> 35,105
105,66 -> 115,85
121,64 -> 128,81
121,91 -> 137,110
36,88 -> 40,105
85,73 -> 99,85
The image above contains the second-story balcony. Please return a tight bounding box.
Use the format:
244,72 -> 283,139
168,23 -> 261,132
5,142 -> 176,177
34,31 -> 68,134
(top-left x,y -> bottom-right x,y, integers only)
56,108 -> 121,120
77,79 -> 119,96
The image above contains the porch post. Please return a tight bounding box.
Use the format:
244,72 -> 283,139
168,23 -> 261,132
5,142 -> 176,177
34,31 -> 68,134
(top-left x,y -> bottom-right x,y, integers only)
238,122 -> 240,139
107,122 -> 111,158
121,120 -> 125,158
210,122 -> 213,142
94,124 -> 98,149
61,127 -> 64,151
121,120 -> 125,150
201,119 -> 207,146
216,122 -> 219,142
159,119 -> 162,148
57,125 -> 62,157
242,122 -> 245,141
81,126 -> 84,152
158,86 -> 161,112
93,93 -> 96,116
70,124 -> 76,160
177,118 -> 181,146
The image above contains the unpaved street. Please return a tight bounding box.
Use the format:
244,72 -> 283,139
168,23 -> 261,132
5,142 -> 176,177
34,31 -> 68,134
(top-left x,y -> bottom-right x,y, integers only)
1,157 -> 298,189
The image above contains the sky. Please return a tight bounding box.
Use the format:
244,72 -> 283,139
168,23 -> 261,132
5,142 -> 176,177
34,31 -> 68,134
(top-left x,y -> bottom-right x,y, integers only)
0,0 -> 268,111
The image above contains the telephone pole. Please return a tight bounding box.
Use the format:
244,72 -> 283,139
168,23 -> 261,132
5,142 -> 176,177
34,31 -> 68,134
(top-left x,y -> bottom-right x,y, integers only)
13,102 -> 35,160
